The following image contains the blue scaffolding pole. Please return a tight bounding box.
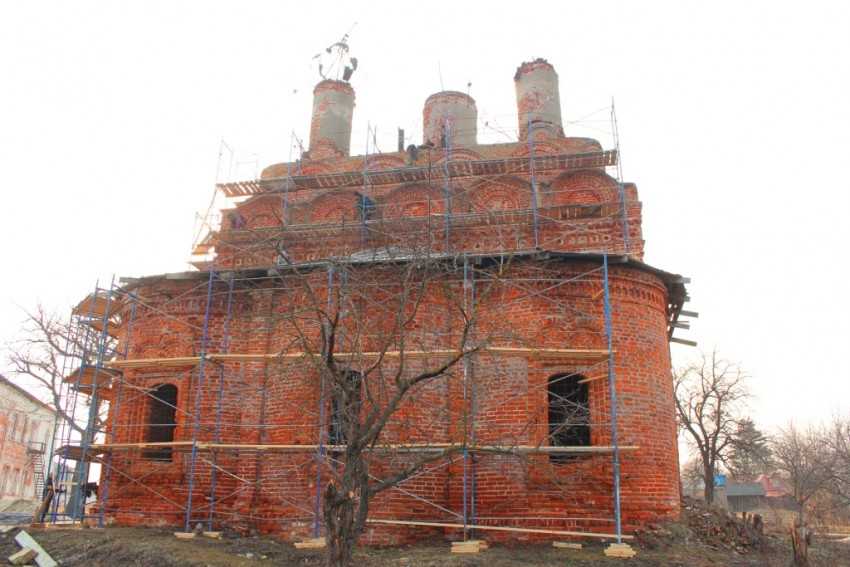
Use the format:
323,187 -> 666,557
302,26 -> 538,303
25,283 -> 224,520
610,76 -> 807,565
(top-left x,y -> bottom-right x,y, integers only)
361,124 -> 373,252
610,101 -> 631,254
65,277 -> 122,524
208,275 -> 235,529
461,260 -> 469,535
461,258 -> 477,539
602,251 -> 623,543
184,267 -> 216,533
51,304 -> 92,524
443,113 -> 453,253
527,109 -> 540,249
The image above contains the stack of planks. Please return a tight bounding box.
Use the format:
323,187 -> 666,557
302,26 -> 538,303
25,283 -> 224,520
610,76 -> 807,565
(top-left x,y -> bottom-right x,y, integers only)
451,540 -> 488,554
294,537 -> 326,549
604,542 -> 637,558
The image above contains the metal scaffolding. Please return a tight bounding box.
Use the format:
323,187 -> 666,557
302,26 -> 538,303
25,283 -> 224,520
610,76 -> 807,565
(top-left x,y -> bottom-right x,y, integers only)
45,113 -> 688,547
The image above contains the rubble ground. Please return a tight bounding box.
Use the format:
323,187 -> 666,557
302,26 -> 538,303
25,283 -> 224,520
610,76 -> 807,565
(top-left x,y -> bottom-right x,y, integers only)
2,499 -> 849,566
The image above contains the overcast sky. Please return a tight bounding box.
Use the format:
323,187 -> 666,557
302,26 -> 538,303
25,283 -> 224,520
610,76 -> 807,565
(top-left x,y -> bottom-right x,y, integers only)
1,1 -> 848,431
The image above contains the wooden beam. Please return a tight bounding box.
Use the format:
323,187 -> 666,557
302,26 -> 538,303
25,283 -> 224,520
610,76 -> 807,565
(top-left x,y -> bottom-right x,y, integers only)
367,519 -> 632,539
104,347 -> 611,370
670,337 -> 698,347
87,441 -> 636,455
553,541 -> 582,549
9,548 -> 38,566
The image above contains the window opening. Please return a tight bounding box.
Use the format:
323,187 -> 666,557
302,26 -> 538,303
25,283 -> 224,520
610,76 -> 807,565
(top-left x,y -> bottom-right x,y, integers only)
547,373 -> 590,463
143,384 -> 178,461
328,371 -> 362,445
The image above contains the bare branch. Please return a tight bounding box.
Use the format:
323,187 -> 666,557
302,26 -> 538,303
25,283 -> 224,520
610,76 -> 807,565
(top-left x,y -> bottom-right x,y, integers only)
674,348 -> 751,504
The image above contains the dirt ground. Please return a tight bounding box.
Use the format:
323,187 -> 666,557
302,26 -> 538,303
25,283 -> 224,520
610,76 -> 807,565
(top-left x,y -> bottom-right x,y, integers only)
2,499 -> 850,566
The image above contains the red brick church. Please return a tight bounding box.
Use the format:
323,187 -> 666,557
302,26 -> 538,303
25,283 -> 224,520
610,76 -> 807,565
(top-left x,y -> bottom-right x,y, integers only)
64,58 -> 689,544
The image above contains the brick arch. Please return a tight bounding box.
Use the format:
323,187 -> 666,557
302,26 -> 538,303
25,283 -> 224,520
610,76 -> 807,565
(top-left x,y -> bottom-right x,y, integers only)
296,162 -> 334,176
468,176 -> 531,212
511,142 -> 560,159
130,319 -> 194,359
359,155 -> 408,171
551,169 -> 619,205
235,196 -> 281,229
567,321 -> 606,350
309,190 -> 361,223
434,148 -> 484,164
384,185 -> 445,219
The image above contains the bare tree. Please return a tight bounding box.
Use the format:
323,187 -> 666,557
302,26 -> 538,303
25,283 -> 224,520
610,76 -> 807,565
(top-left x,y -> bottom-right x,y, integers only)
772,423 -> 830,522
277,253 -> 514,567
680,456 -> 706,495
772,422 -> 830,567
822,414 -> 850,512
673,349 -> 750,504
2,303 -> 89,437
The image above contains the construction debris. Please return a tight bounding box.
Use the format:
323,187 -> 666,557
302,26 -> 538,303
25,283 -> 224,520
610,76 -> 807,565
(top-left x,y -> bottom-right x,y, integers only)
172,532 -> 196,539
8,547 -> 37,566
202,531 -> 222,539
634,496 -> 760,555
12,531 -> 56,567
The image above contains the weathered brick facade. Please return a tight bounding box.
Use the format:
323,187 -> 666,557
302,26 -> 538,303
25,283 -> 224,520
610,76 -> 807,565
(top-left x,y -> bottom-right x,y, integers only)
0,375 -> 55,501
86,58 -> 687,544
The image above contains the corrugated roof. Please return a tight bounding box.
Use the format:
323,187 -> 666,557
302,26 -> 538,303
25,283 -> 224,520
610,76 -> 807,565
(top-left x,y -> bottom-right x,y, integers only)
726,483 -> 767,497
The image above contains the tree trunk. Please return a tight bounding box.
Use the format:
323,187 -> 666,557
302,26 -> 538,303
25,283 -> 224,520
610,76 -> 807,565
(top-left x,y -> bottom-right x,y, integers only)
324,482 -> 356,567
743,512 -> 764,551
323,452 -> 370,567
790,518 -> 810,567
703,461 -> 715,504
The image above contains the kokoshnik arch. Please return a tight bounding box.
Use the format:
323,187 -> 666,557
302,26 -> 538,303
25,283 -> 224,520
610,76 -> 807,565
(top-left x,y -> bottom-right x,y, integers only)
57,58 -> 692,544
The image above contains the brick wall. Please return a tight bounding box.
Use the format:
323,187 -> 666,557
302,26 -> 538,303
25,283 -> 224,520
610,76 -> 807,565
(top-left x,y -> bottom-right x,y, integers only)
102,257 -> 679,543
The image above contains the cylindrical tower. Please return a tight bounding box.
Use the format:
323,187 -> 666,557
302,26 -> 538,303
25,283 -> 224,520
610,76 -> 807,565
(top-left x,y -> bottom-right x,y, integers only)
514,58 -> 564,141
309,80 -> 356,159
422,91 -> 477,148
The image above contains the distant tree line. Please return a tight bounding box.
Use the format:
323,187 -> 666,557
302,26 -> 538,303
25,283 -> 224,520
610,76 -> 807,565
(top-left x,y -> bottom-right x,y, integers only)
674,349 -> 850,566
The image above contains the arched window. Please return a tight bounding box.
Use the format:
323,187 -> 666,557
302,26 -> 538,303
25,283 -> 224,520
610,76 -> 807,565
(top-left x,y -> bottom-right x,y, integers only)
328,371 -> 361,446
548,373 -> 590,463
143,384 -> 178,461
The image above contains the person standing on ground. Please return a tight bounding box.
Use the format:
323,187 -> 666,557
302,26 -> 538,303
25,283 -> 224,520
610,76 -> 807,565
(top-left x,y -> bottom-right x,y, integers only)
38,473 -> 55,523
